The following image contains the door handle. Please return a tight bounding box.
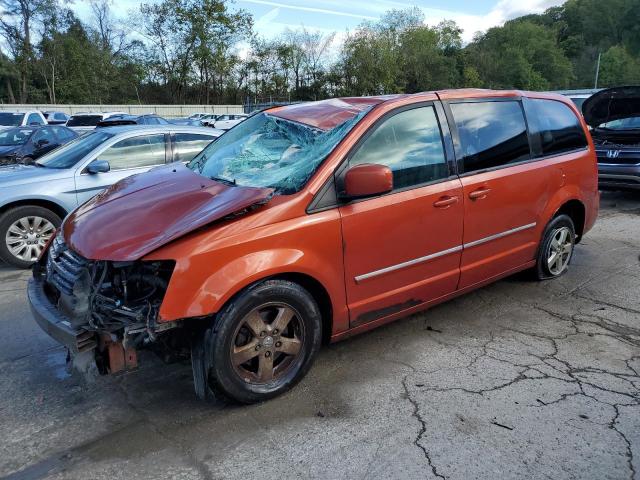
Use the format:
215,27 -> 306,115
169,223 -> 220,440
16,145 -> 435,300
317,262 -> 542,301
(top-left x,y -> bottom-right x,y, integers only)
468,188 -> 491,200
433,196 -> 459,208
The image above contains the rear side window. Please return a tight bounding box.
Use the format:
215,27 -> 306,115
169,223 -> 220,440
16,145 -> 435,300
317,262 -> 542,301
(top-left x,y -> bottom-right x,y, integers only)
349,106 -> 448,190
524,99 -> 588,157
173,133 -> 215,162
99,134 -> 166,170
450,101 -> 530,174
32,128 -> 55,144
51,126 -> 76,142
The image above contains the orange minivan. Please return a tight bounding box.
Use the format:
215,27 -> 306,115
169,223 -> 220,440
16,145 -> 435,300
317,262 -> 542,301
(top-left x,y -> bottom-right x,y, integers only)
29,90 -> 599,403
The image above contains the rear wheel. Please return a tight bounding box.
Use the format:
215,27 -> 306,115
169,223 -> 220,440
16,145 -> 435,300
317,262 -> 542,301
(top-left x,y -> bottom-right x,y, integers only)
193,280 -> 322,404
535,214 -> 576,280
0,206 -> 60,268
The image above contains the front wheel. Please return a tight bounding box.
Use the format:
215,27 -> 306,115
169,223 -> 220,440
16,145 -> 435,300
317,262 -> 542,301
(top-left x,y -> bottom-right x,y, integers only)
193,280 -> 322,403
535,214 -> 576,280
0,206 -> 60,268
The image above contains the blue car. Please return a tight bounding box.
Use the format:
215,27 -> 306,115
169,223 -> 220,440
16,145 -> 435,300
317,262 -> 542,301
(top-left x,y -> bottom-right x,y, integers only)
0,125 -> 78,166
0,125 -> 223,268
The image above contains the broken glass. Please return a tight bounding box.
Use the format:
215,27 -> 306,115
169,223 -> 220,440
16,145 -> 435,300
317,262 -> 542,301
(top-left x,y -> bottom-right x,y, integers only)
189,109 -> 370,194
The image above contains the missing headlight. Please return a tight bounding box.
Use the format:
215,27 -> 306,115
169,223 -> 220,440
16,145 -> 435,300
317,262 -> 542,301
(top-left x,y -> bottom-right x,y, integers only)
87,260 -> 175,334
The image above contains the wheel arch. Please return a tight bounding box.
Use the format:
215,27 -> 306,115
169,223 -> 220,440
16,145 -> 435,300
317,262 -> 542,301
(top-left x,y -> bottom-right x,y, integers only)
553,199 -> 586,241
0,198 -> 68,221
157,251 -> 344,341
266,272 -> 334,344
205,271 -> 335,345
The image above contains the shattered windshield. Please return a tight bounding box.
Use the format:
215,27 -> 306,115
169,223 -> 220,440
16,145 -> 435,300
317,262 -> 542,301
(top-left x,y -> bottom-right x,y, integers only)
188,110 -> 368,194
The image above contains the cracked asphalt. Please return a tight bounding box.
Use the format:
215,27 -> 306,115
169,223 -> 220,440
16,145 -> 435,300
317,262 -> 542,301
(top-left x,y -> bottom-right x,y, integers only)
1,191 -> 639,480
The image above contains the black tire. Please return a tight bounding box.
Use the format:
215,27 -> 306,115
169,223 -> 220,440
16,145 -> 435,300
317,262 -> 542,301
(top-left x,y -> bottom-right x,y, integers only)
534,214 -> 576,280
0,206 -> 61,269
193,279 -> 322,404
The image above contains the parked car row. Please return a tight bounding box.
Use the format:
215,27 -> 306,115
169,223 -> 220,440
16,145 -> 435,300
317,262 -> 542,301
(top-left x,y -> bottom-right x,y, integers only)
171,113 -> 249,129
25,90 -> 599,403
0,109 -> 248,134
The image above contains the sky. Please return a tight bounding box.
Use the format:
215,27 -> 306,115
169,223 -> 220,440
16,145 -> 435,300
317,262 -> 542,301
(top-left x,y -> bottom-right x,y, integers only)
71,0 -> 565,45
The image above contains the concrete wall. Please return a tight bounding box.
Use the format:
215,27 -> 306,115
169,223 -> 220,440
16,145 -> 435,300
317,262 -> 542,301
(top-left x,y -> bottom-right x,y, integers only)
0,104 -> 244,118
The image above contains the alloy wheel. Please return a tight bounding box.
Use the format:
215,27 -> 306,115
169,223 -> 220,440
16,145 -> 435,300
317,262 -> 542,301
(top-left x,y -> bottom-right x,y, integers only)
547,226 -> 573,276
230,302 -> 305,384
5,216 -> 55,262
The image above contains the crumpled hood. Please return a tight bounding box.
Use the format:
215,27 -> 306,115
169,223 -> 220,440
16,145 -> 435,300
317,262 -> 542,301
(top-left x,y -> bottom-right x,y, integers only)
63,163 -> 274,261
582,86 -> 640,128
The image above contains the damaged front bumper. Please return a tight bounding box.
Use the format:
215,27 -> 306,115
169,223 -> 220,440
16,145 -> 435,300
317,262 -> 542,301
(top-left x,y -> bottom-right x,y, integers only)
28,233 -> 181,374
28,275 -> 97,353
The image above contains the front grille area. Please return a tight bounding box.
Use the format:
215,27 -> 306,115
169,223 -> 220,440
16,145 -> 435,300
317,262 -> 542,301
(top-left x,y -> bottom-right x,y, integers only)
46,235 -> 89,296
596,150 -> 640,166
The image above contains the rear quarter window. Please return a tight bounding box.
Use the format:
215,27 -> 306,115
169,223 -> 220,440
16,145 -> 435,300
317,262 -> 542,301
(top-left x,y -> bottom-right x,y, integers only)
524,98 -> 588,157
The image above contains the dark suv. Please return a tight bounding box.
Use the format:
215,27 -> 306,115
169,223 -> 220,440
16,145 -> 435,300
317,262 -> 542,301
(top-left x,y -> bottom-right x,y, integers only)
97,114 -> 170,127
583,86 -> 640,190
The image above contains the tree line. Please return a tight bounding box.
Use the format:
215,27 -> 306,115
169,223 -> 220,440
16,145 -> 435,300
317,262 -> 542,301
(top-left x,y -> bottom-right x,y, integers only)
1,0 -> 639,106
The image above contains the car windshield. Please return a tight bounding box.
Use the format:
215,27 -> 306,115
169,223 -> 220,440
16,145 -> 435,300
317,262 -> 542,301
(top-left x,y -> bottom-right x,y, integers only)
0,127 -> 34,146
0,113 -> 24,127
188,110 -> 367,194
600,116 -> 640,130
36,131 -> 113,169
66,115 -> 103,127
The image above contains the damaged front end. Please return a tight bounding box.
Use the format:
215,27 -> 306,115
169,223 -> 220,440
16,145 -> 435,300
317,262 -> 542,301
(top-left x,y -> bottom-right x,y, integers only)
31,233 -> 181,375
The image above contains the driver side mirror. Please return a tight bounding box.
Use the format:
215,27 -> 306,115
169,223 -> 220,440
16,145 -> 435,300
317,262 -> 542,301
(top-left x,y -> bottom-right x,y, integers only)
86,159 -> 110,174
36,139 -> 49,148
342,163 -> 393,199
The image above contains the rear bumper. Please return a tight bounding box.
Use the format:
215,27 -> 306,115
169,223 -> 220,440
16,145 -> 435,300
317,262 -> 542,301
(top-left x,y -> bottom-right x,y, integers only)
598,164 -> 640,189
27,276 -> 96,353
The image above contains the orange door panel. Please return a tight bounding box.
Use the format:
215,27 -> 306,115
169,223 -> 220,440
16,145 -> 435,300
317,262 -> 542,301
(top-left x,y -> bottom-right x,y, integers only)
340,179 -> 464,327
445,99 -> 553,289
459,162 -> 552,288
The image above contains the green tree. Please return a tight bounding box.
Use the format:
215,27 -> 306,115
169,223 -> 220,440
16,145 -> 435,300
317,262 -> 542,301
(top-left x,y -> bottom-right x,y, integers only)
468,20 -> 574,90
400,25 -> 460,92
138,0 -> 251,104
0,0 -> 56,102
598,45 -> 640,87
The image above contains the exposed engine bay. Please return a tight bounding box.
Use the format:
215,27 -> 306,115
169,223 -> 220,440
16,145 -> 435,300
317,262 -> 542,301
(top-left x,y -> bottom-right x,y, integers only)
38,233 -> 184,374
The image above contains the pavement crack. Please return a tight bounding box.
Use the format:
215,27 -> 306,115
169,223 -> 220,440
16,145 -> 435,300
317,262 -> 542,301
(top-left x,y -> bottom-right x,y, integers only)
401,376 -> 446,479
610,404 -> 637,480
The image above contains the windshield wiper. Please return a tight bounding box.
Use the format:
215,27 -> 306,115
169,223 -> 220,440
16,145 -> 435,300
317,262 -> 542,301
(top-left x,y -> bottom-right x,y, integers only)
210,175 -> 236,186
